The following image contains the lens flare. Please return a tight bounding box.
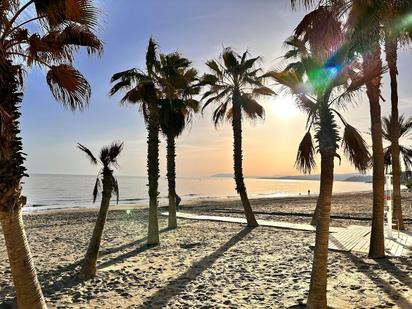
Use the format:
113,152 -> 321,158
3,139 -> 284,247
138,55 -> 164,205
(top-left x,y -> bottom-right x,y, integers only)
307,65 -> 342,93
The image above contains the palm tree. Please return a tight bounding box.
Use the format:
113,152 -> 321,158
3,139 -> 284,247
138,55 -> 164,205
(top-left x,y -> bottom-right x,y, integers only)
77,142 -> 123,280
290,0 -> 387,259
0,1 -> 101,307
200,48 -> 275,227
382,0 -> 412,230
110,38 -> 161,245
157,53 -> 200,229
383,114 -> 412,187
268,28 -> 371,308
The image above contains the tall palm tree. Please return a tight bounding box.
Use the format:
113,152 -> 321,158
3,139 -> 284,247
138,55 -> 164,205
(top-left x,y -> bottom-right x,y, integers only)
77,142 -> 123,280
110,38 -> 160,245
268,29 -> 371,308
348,0 -> 387,258
200,48 -> 275,227
157,53 -> 200,229
285,5 -> 345,227
0,1 -> 102,307
382,0 -> 412,230
291,0 -> 387,259
383,114 -> 412,181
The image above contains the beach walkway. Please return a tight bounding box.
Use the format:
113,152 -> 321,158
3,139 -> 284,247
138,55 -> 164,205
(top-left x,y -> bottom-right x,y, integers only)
325,225 -> 412,257
161,212 -> 344,232
162,212 -> 412,257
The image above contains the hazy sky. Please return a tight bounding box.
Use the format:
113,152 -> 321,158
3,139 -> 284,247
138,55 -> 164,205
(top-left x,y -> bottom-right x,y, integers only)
20,0 -> 412,177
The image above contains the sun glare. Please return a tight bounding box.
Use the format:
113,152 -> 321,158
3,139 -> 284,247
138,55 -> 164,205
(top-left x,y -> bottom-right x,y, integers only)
270,95 -> 300,119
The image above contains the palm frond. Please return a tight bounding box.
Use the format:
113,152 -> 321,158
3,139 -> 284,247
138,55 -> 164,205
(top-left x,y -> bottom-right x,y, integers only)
112,176 -> 119,204
342,124 -> 371,173
384,146 -> 392,167
108,141 -> 124,165
295,131 -> 316,174
239,94 -> 265,120
33,0 -> 99,29
60,24 -> 103,55
92,177 -> 100,203
77,143 -> 98,165
252,86 -> 276,96
146,37 -> 158,74
206,59 -> 223,77
212,100 -> 229,126
399,115 -> 412,138
221,47 -> 238,69
46,64 -> 91,111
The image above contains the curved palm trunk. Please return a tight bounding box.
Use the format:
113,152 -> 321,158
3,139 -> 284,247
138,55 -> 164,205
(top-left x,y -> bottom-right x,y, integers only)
363,49 -> 385,258
147,102 -> 160,245
0,62 -> 47,308
80,173 -> 113,280
167,133 -> 177,229
232,95 -> 258,227
385,37 -> 405,230
306,152 -> 334,309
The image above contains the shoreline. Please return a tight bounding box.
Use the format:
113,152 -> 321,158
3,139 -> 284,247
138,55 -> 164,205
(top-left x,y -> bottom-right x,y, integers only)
22,189 -> 375,216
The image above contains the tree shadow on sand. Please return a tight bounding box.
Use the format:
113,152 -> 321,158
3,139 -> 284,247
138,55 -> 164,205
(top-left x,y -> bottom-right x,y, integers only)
31,227 -> 173,299
139,227 -> 253,308
343,253 -> 412,309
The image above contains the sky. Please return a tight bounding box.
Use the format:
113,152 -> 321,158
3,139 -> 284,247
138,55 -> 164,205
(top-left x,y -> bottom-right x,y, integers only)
19,0 -> 412,177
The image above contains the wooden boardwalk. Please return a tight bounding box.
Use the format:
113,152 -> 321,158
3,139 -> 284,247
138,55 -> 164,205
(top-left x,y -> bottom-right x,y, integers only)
161,212 -> 344,232
311,225 -> 412,257
162,212 -> 412,257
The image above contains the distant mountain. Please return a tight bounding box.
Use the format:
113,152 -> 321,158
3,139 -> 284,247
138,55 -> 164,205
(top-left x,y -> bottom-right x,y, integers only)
344,175 -> 373,183
210,173 -> 233,178
258,173 -> 372,183
211,173 -> 373,183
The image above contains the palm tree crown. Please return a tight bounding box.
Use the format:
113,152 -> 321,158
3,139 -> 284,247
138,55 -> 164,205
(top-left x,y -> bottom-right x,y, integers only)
0,1 -> 102,109
268,31 -> 370,174
200,48 -> 274,125
78,142 -> 123,203
383,115 -> 412,173
109,38 -> 159,119
158,52 -> 200,138
0,0 -> 102,161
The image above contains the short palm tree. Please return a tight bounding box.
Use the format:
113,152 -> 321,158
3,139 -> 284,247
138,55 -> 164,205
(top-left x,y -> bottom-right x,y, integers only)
200,48 -> 275,227
78,142 -> 123,280
157,53 -> 200,229
0,1 -> 101,307
383,114 -> 412,194
268,29 -> 371,308
110,38 -> 161,245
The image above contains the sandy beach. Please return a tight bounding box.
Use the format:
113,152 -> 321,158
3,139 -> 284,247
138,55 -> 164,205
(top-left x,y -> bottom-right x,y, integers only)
1,192 -> 411,308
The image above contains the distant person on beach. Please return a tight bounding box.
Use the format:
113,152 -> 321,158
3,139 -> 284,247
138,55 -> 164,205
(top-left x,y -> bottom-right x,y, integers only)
308,190 -> 310,196
176,194 -> 182,211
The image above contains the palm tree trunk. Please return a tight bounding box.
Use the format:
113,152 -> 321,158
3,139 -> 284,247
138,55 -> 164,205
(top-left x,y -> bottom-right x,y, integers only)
0,210 -> 47,308
311,198 -> 321,226
167,133 -> 177,229
306,152 -> 334,309
232,95 -> 258,227
385,37 -> 405,230
80,173 -> 113,280
147,102 -> 160,245
0,62 -> 47,308
363,49 -> 385,258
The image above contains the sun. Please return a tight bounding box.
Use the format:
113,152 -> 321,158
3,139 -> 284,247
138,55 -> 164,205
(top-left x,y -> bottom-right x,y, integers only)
268,94 -> 300,119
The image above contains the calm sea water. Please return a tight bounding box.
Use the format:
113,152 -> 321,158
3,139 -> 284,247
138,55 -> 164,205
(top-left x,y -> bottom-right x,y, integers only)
22,174 -> 372,212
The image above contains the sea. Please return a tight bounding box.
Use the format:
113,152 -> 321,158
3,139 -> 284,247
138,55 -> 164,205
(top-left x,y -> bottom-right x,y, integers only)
21,174 -> 372,212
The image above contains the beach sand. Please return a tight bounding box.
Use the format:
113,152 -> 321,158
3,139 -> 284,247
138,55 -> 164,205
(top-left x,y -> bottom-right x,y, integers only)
0,192 -> 411,308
